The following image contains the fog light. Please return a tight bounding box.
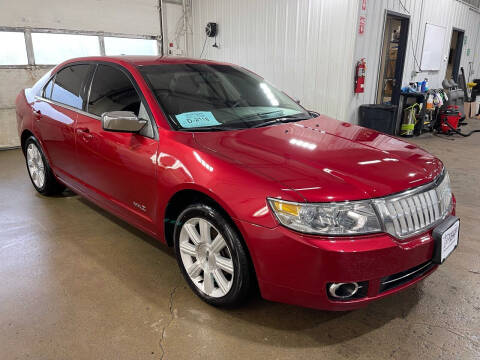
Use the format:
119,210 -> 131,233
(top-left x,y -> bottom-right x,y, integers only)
328,282 -> 359,299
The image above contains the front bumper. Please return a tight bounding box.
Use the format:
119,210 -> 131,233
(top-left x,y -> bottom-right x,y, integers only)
235,209 -> 454,310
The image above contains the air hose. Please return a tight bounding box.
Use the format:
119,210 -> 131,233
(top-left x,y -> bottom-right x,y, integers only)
441,117 -> 480,137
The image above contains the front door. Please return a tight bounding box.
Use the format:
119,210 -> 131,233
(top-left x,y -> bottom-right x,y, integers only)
377,13 -> 409,105
75,63 -> 159,232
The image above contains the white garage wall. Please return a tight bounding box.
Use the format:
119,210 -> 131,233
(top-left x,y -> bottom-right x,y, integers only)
191,0 -> 359,122
191,0 -> 480,125
0,65 -> 48,148
163,1 -> 192,56
0,0 -> 164,148
0,68 -> 47,148
350,0 -> 480,122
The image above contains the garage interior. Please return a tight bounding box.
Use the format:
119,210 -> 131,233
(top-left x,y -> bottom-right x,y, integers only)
1,0 -> 480,359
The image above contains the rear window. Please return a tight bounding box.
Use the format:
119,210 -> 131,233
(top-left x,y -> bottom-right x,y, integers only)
43,78 -> 54,99
50,64 -> 90,109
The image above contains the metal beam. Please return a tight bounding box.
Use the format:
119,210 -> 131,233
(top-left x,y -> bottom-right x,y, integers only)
23,29 -> 35,66
0,65 -> 53,70
0,26 -> 158,40
99,36 -> 106,56
159,0 -> 167,56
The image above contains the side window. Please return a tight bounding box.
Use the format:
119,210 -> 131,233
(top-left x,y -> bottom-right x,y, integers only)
88,65 -> 142,117
51,64 -> 90,109
88,64 -> 154,137
43,78 -> 54,99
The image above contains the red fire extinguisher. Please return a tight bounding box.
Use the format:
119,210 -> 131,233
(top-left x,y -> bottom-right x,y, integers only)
354,58 -> 366,93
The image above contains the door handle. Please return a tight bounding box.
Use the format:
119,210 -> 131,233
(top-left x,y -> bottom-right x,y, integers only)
77,127 -> 93,141
34,109 -> 41,120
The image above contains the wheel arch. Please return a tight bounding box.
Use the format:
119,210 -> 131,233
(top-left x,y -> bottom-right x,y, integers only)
20,129 -> 35,154
163,187 -> 238,247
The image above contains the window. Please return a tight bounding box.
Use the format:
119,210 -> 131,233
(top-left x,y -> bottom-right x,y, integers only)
0,32 -> 28,65
140,64 -> 308,130
43,78 -> 54,99
0,29 -> 160,66
50,65 -> 91,109
104,37 -> 158,56
88,65 -> 143,117
88,64 -> 154,137
32,33 -> 100,65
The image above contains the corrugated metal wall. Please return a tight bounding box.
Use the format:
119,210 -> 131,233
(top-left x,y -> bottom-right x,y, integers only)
191,0 -> 359,121
351,0 -> 480,121
192,0 -> 480,124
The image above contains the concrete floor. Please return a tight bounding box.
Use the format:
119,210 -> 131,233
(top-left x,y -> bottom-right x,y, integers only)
1,124 -> 479,360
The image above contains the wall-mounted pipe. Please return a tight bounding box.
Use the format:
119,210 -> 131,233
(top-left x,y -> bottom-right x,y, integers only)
159,0 -> 166,56
182,0 -> 188,56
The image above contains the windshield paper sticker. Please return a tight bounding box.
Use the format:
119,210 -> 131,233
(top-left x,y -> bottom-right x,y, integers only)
176,111 -> 221,128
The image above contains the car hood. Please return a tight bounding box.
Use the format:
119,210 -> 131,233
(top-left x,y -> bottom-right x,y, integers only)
193,116 -> 444,202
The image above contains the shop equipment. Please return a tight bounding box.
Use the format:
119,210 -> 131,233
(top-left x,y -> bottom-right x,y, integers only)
401,103 -> 420,137
358,104 -> 398,135
439,107 -> 461,134
439,114 -> 480,136
442,78 -> 465,119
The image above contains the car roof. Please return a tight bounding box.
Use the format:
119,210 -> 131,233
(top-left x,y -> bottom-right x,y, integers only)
59,55 -> 233,67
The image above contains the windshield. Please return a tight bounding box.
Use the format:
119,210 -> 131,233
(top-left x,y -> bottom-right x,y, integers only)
139,64 -> 311,131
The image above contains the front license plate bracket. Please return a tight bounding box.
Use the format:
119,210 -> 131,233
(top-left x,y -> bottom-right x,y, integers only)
432,215 -> 459,264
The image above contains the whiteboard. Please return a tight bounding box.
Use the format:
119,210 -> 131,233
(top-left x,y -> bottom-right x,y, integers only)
420,23 -> 446,71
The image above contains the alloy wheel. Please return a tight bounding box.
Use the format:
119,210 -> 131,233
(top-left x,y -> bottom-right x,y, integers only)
26,143 -> 46,189
179,217 -> 234,298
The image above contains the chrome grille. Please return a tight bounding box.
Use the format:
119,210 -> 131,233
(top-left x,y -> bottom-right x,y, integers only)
374,172 -> 453,239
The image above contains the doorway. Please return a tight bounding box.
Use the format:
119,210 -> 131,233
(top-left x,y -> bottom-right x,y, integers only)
376,13 -> 409,105
446,29 -> 464,82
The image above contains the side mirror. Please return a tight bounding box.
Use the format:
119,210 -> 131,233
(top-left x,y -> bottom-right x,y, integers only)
101,111 -> 147,133
308,110 -> 320,118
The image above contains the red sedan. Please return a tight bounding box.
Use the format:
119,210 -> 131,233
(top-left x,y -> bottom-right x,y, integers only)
16,56 -> 459,310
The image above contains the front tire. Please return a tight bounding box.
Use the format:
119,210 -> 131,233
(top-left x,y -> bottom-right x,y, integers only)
24,136 -> 65,195
174,203 -> 252,307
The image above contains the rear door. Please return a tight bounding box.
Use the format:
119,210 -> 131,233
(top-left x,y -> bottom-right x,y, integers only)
75,63 -> 159,232
34,64 -> 91,180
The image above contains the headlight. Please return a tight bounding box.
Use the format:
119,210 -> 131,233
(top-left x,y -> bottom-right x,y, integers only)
268,198 -> 381,235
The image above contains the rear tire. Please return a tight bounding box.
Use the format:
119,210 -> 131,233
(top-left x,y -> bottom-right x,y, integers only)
173,203 -> 252,307
24,136 -> 65,196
